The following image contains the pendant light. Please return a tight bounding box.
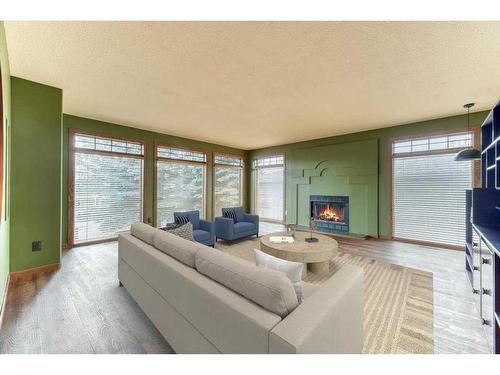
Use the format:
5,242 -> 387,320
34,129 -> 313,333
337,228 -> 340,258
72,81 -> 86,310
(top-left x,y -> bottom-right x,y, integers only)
454,103 -> 481,161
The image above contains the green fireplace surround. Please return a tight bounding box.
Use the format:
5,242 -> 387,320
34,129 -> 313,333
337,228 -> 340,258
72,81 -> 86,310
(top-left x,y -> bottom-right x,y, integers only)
286,139 -> 378,236
2,74 -> 490,282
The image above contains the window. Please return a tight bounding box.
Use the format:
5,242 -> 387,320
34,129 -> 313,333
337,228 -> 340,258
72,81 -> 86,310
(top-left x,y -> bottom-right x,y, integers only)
253,155 -> 284,222
213,154 -> 243,217
156,145 -> 206,227
70,132 -> 145,245
392,132 -> 474,247
392,132 -> 473,155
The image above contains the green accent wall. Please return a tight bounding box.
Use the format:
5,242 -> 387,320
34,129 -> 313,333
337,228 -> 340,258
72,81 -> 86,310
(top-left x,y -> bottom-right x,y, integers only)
249,111 -> 488,237
62,114 -> 247,246
0,22 -> 11,312
10,77 -> 62,272
289,139 -> 378,236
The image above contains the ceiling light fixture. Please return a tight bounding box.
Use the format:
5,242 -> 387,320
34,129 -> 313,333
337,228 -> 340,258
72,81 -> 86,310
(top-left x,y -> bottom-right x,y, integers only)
454,103 -> 481,161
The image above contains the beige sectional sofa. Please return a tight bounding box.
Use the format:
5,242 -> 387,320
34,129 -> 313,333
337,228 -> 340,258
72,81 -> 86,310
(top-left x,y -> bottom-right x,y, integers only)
118,223 -> 364,354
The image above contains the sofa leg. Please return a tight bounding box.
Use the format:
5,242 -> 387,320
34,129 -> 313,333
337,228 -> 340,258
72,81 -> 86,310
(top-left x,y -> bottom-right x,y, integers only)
119,281 -> 123,287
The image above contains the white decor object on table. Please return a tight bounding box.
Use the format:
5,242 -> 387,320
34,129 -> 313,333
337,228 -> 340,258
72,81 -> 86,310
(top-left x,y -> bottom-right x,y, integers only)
269,236 -> 295,244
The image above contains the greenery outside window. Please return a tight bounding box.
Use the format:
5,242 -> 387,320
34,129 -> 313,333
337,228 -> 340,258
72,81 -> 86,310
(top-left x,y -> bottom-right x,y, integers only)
213,154 -> 243,217
155,145 -> 207,227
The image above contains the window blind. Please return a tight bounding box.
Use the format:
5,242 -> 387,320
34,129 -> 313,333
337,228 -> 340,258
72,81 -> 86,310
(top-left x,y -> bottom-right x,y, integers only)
392,153 -> 472,246
255,165 -> 284,222
74,152 -> 143,243
156,162 -> 205,227
214,166 -> 242,216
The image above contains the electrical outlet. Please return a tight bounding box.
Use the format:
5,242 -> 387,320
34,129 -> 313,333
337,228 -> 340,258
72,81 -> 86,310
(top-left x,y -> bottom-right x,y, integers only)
32,240 -> 42,252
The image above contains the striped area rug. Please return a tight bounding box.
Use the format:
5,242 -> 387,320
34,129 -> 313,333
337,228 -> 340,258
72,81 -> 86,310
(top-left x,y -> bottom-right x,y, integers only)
217,238 -> 434,354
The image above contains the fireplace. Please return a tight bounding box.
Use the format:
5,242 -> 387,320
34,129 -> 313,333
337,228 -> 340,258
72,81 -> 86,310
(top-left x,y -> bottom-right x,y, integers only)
310,195 -> 349,234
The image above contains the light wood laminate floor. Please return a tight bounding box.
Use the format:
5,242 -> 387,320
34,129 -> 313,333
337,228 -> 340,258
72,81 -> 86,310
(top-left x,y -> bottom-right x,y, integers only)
0,222 -> 490,353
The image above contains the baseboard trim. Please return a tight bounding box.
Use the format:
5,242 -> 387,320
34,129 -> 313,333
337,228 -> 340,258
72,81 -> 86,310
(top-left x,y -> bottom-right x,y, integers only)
10,263 -> 61,284
0,273 -> 10,329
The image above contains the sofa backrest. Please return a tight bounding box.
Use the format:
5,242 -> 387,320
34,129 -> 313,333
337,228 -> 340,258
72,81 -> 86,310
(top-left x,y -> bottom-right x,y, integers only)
174,210 -> 200,229
130,222 -> 157,245
154,229 -> 206,268
195,246 -> 299,318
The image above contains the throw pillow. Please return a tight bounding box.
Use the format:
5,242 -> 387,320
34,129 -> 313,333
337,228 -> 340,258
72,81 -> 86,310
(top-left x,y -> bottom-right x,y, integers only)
222,208 -> 237,222
175,215 -> 190,225
254,249 -> 304,302
164,222 -> 195,242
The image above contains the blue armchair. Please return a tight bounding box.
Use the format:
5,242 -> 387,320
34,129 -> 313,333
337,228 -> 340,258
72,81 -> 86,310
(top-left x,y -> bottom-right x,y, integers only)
215,207 -> 259,244
173,210 -> 215,247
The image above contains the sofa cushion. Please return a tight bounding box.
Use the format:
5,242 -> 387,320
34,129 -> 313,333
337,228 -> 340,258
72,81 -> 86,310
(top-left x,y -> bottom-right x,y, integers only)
153,229 -> 205,268
254,249 -> 304,302
130,222 -> 158,245
193,229 -> 211,242
233,222 -> 255,234
234,206 -> 245,223
195,246 -> 299,317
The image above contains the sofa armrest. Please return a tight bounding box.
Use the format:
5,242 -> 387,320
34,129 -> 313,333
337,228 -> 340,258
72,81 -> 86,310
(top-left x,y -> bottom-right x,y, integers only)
269,264 -> 364,354
215,216 -> 234,239
243,213 -> 259,228
199,219 -> 215,236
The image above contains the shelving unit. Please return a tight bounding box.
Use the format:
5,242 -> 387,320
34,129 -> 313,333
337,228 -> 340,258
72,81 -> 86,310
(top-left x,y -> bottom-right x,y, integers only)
481,103 -> 500,189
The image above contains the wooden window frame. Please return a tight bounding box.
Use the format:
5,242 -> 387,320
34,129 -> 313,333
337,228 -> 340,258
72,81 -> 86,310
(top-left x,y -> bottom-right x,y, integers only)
153,143 -> 208,227
252,154 -> 286,223
67,128 -> 147,247
387,127 -> 480,247
212,152 -> 244,218
0,64 -> 3,221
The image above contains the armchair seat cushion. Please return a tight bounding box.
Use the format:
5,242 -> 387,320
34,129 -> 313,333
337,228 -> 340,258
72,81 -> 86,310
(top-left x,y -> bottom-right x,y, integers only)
174,210 -> 200,229
193,229 -> 211,242
233,222 -> 256,234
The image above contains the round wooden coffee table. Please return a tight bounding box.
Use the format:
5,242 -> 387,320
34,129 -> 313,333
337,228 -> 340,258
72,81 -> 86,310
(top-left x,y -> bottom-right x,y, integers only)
259,231 -> 338,276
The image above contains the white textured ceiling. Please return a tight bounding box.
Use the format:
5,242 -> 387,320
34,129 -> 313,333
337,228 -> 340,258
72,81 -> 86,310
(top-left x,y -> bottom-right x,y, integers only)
4,21 -> 500,149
